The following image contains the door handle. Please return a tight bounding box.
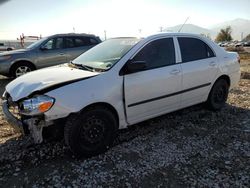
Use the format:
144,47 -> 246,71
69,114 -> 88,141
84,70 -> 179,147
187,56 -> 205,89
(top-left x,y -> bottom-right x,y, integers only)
59,53 -> 65,55
170,69 -> 181,75
209,61 -> 216,67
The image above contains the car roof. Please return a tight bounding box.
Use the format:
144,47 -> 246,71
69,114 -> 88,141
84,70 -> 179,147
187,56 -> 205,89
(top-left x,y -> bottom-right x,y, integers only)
110,32 -> 211,41
48,33 -> 99,38
146,32 -> 207,38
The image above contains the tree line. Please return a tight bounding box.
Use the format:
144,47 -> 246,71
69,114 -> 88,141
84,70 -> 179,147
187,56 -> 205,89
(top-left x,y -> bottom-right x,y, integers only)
215,26 -> 250,42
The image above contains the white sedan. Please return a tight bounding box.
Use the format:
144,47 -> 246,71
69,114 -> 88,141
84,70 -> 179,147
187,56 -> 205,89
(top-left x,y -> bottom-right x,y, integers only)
2,33 -> 241,157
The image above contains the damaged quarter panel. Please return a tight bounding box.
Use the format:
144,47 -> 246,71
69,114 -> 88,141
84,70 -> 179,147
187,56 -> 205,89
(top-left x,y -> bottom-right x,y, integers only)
218,51 -> 241,89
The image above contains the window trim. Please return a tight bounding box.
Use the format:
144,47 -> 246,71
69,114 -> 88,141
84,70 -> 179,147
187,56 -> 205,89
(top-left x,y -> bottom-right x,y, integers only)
120,37 -> 177,75
40,35 -> 100,50
177,36 -> 216,63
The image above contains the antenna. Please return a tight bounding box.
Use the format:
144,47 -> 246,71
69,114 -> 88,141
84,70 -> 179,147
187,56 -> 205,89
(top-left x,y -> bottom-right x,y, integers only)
178,17 -> 189,32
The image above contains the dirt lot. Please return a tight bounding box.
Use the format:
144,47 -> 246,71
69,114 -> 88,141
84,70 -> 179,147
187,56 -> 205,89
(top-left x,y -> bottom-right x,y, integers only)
0,55 -> 249,187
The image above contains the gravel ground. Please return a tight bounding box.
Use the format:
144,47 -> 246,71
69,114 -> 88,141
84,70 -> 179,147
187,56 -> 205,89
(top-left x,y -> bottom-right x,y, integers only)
0,63 -> 249,187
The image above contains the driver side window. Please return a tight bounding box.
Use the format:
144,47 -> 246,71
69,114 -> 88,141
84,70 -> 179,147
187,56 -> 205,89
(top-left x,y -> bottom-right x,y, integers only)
43,39 -> 54,50
43,38 -> 63,50
133,38 -> 176,70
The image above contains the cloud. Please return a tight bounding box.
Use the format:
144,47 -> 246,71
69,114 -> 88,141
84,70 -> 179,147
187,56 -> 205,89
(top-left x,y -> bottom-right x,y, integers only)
0,0 -> 10,5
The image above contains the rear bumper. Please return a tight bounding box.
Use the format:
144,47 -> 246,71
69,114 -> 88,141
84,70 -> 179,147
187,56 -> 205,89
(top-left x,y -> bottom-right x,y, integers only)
2,100 -> 24,133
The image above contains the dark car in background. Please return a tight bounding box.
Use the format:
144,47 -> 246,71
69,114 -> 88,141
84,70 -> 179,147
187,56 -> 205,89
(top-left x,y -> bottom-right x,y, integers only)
0,33 -> 101,77
243,41 -> 250,47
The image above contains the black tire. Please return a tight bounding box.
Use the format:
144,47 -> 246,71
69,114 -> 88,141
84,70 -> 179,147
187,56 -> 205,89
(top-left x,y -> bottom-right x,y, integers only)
11,62 -> 35,78
64,106 -> 118,157
206,79 -> 229,111
43,123 -> 64,142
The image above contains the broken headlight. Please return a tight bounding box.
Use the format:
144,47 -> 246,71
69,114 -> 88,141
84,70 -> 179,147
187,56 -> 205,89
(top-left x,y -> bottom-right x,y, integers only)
19,95 -> 55,116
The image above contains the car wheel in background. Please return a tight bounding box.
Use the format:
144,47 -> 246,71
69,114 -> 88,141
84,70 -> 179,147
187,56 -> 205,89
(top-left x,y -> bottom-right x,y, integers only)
11,62 -> 35,78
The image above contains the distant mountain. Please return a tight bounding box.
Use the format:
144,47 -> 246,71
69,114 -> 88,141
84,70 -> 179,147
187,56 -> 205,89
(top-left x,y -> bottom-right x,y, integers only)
163,18 -> 250,41
209,18 -> 250,40
163,24 -> 215,38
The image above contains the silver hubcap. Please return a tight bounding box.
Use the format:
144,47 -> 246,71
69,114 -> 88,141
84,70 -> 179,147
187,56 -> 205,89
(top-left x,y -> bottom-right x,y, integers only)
15,66 -> 31,77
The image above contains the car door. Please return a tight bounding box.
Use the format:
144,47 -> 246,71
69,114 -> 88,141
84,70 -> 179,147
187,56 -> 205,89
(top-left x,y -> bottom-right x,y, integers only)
36,37 -> 67,68
177,37 -> 218,108
123,37 -> 182,124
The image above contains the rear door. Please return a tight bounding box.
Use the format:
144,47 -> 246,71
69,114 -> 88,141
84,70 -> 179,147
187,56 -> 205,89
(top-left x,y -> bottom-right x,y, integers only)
177,37 -> 218,107
36,37 -> 67,68
124,37 -> 182,124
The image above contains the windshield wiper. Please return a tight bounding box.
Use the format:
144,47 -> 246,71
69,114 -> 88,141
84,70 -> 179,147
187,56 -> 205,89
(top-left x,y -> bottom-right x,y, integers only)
70,62 -> 94,72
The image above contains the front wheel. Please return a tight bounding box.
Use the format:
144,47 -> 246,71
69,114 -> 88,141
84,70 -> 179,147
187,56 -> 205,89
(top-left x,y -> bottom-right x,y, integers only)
11,62 -> 35,78
206,79 -> 229,111
64,106 -> 118,157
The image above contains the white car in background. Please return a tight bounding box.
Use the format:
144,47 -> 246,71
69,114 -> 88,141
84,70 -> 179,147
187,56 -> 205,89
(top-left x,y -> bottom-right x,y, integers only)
0,42 -> 14,51
2,33 -> 241,157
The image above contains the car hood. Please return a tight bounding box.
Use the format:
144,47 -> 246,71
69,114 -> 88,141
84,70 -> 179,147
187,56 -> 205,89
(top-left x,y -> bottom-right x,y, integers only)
0,49 -> 28,56
6,65 -> 100,101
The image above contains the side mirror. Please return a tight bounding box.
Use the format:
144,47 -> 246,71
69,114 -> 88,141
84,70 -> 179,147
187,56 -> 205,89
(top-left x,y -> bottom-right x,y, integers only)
121,60 -> 146,75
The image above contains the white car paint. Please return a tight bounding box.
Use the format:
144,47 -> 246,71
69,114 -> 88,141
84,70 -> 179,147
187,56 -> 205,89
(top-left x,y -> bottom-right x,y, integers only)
6,64 -> 99,101
4,33 -> 241,141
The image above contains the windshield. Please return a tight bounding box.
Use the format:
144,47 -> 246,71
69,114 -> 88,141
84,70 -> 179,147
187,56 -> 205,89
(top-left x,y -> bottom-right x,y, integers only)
72,38 -> 141,71
26,37 -> 49,49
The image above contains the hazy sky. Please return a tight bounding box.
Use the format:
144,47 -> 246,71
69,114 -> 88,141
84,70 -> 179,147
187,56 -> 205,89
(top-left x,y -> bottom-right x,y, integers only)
0,0 -> 249,40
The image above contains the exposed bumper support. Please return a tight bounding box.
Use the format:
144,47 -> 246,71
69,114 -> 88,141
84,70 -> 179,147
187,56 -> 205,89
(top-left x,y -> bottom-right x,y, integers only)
2,100 -> 50,144
24,118 -> 44,143
2,100 -> 24,134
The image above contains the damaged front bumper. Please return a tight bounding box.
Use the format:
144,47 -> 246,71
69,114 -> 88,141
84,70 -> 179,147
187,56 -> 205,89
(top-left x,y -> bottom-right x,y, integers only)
2,99 -> 52,143
2,99 -> 24,134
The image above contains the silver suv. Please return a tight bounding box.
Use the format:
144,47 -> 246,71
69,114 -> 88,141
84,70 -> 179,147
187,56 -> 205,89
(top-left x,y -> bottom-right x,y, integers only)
0,33 -> 101,77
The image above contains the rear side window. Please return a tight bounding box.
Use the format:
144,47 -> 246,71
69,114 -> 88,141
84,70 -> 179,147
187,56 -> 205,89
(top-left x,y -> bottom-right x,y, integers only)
74,37 -> 92,47
178,37 -> 215,62
90,38 -> 99,45
65,37 -> 99,48
133,38 -> 176,70
79,37 -> 99,45
74,37 -> 85,47
65,37 -> 75,48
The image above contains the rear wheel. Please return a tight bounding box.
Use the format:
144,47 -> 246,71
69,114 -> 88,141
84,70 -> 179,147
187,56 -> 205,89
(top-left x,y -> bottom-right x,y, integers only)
64,106 -> 118,157
206,79 -> 229,111
11,62 -> 35,78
